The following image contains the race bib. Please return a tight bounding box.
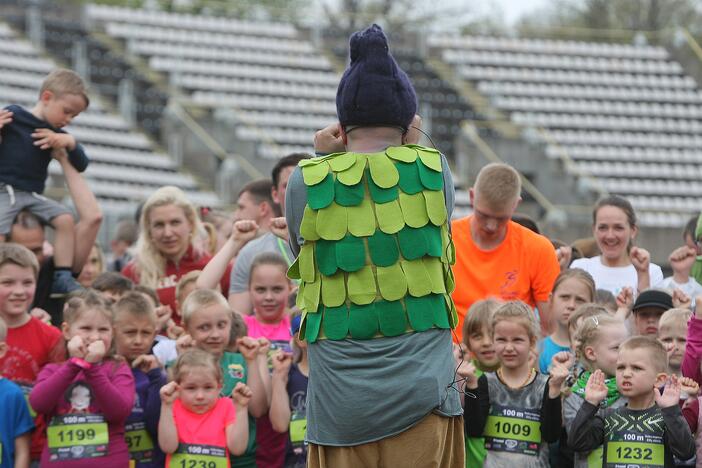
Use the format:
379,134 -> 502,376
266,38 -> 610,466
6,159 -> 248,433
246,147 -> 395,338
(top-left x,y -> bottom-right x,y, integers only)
169,443 -> 227,468
587,446 -> 603,468
289,411 -> 307,449
125,421 -> 155,463
484,405 -> 541,456
47,413 -> 109,460
605,436 -> 664,468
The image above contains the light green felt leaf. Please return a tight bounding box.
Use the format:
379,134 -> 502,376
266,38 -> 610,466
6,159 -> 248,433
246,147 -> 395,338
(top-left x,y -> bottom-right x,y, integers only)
307,173 -> 335,210
401,259 -> 433,297
433,297 -> 451,329
396,161 -> 423,194
446,294 -> 458,328
368,172 -> 399,204
287,257 -> 300,280
368,153 -> 399,188
315,240 -> 337,276
334,178 -> 365,207
295,281 -> 305,309
417,149 -> 443,172
444,264 -> 456,293
376,300 -> 408,337
347,266 -> 377,305
424,224 -> 443,257
337,153 -> 367,186
375,200 -> 404,234
328,152 -> 356,172
424,258 -> 447,294
368,230 -> 399,267
316,202 -> 347,241
376,264 -> 408,301
398,226 -> 428,260
299,155 -> 335,167
417,159 -> 443,191
303,277 -> 321,314
298,243 -> 315,282
424,189 -> 447,226
348,303 -> 379,339
336,235 -> 365,273
386,146 -> 418,163
347,198 -> 376,237
302,161 -> 331,185
399,192 -> 429,228
322,305 -> 349,340
300,206 -> 320,241
321,273 -> 346,307
303,311 -> 322,343
405,295 -> 436,332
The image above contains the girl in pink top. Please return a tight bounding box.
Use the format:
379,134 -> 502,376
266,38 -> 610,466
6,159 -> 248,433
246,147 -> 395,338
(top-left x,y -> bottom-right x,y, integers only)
29,290 -> 135,467
159,349 -> 252,468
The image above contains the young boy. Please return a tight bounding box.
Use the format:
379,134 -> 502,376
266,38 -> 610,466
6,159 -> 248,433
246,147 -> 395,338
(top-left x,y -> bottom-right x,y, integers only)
0,242 -> 65,462
113,292 -> 167,468
0,68 -> 89,294
632,289 -> 674,336
569,336 -> 695,467
0,316 -> 34,467
92,271 -> 134,302
658,308 -> 692,376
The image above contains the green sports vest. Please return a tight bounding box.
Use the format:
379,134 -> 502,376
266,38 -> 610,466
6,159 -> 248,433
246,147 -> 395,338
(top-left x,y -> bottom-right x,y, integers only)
288,144 -> 457,342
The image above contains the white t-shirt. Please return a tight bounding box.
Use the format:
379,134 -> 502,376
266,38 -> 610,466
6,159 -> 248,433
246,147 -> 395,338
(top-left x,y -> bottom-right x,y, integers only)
570,256 -> 664,296
659,276 -> 702,308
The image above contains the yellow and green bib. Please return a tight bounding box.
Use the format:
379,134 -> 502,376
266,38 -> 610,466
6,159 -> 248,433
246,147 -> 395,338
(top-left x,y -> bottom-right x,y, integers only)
288,144 -> 457,342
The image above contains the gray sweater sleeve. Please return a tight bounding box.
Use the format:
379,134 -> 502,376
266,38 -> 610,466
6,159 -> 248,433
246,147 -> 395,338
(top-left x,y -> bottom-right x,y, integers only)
661,405 -> 696,462
563,392 -> 584,436
567,400 -> 604,452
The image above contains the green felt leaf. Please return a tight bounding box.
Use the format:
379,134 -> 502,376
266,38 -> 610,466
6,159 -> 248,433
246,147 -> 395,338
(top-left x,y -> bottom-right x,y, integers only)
367,170 -> 398,203
376,300 -> 408,337
287,257 -> 300,280
398,226 -> 428,260
303,311 -> 322,343
376,264 -> 407,301
424,224 -> 443,258
328,152 -> 356,172
302,161 -> 331,186
401,259 -> 433,297
298,243 -> 316,282
334,178 -> 365,207
299,155 -> 333,167
307,173 -> 335,210
347,198 -> 376,237
367,153 -> 399,188
337,153 -> 367,186
347,266 -> 377,305
321,273 -> 346,307
300,206 -> 320,241
322,305 -> 349,340
424,189 -> 447,226
302,277 -> 321,314
367,230 -> 399,267
375,200 -> 404,234
336,235 -> 365,272
444,264 -> 456,293
416,148 -> 443,172
433,297 -> 451,329
440,225 -> 454,263
417,160 -> 444,191
424,258 -> 447,294
399,192 -> 429,228
396,161 -> 423,195
315,240 -> 337,276
405,295 -> 436,332
348,303 -> 379,339
385,146 -> 418,163
446,294 -> 458,328
316,202 -> 347,241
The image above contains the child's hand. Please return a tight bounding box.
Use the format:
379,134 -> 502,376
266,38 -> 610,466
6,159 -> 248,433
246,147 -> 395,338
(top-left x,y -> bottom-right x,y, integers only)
154,305 -> 173,332
314,123 -> 345,153
50,148 -> 68,162
257,337 -> 271,357
695,295 -> 702,318
549,351 -> 574,389
673,288 -> 692,309
669,246 -> 697,275
160,381 -> 180,405
615,286 -> 634,319
0,109 -> 13,129
32,128 -> 75,150
655,374 -> 681,408
457,360 -> 478,389
231,220 -> 259,245
630,246 -> 651,274
680,376 -> 699,397
584,369 -> 609,406
236,336 -> 260,362
176,334 -> 196,355
67,335 -> 87,359
555,245 -> 572,271
132,354 -> 161,373
231,382 -> 252,407
167,320 -> 185,340
272,350 -> 293,377
452,342 -> 467,365
270,217 -> 289,242
85,340 -> 106,363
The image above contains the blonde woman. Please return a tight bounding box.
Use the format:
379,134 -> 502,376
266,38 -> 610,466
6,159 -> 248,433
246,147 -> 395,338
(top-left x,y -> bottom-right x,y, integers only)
121,186 -> 231,324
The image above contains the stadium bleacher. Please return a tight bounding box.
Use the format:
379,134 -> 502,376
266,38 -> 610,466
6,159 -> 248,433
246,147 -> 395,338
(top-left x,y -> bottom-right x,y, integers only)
428,34 -> 702,227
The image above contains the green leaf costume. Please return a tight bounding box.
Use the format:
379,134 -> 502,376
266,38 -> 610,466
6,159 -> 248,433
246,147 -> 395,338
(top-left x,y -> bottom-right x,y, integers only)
289,145 -> 458,342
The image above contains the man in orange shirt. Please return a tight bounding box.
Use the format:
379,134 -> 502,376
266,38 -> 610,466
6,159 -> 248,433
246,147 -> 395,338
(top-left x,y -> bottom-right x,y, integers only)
451,163 -> 560,341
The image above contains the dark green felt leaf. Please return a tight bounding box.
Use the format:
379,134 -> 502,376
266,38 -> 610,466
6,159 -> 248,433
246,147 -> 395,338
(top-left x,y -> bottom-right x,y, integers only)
405,295 -> 435,332
368,170 -> 399,204
367,231 -> 399,267
348,303 -> 379,339
315,240 -> 337,276
336,235 -> 365,272
417,159 -> 443,191
376,300 -> 408,337
303,311 -> 322,343
424,224 -> 443,258
396,161 -> 423,194
322,305 -> 349,340
398,226 -> 428,260
307,173 -> 335,210
334,178 -> 365,207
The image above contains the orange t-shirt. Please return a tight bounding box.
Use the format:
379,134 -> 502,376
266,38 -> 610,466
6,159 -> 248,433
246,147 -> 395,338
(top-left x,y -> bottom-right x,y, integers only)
450,216 -> 560,342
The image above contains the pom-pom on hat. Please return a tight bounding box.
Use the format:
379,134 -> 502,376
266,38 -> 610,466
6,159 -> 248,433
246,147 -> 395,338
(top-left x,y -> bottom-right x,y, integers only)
336,24 -> 417,130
